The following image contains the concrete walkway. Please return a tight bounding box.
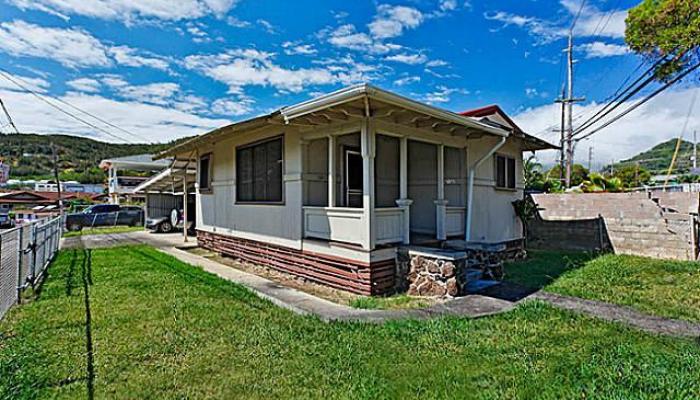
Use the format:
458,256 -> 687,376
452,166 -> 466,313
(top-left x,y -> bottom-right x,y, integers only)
62,231 -> 700,337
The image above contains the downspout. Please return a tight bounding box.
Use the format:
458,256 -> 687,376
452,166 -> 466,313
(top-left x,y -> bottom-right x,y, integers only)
465,136 -> 507,242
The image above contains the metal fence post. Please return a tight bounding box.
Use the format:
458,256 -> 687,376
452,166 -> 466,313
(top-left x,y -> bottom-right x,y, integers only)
30,223 -> 37,280
16,228 -> 23,304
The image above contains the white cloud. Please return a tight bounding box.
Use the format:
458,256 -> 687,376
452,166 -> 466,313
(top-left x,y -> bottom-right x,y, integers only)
211,98 -> 253,116
112,82 -> 180,105
0,20 -> 111,68
184,49 -> 339,93
326,24 -> 402,54
513,87 -> 700,166
423,85 -> 468,103
577,41 -> 629,58
7,0 -> 240,23
385,53 -> 428,65
282,41 -> 317,56
426,59 -> 448,68
0,72 -> 51,93
440,0 -> 458,12
0,88 -> 230,142
486,0 -> 627,44
257,19 -> 278,34
368,5 -> 424,39
66,78 -> 101,93
108,46 -> 170,70
0,20 -> 171,71
394,76 -> 420,86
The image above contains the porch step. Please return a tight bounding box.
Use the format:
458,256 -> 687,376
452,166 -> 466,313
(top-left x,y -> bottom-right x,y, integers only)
464,268 -> 500,293
465,268 -> 483,281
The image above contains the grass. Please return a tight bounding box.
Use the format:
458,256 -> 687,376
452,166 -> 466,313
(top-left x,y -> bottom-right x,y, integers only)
1,246 -> 699,399
505,250 -> 700,323
62,226 -> 144,238
349,294 -> 433,310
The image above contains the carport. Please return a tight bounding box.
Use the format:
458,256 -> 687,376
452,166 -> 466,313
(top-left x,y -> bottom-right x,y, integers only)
134,159 -> 196,242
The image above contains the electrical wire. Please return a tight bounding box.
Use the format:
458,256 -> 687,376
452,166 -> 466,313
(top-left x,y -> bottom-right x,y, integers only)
0,96 -> 20,133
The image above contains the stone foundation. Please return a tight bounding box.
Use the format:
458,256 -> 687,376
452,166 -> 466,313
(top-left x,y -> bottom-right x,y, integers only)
397,239 -> 526,298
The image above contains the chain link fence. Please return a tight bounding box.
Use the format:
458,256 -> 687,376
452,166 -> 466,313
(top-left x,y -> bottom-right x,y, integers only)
0,217 -> 62,320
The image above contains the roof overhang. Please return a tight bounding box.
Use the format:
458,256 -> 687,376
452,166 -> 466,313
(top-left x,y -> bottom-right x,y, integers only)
133,159 -> 197,194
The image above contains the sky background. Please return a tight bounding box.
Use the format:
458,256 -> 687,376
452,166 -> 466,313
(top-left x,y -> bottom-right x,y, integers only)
0,0 -> 698,170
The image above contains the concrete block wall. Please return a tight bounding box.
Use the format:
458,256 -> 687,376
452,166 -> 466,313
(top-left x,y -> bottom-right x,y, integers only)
529,192 -> 698,261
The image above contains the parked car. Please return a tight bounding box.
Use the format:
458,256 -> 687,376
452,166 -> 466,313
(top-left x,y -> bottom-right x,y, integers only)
65,204 -> 144,232
0,213 -> 14,229
146,208 -> 195,234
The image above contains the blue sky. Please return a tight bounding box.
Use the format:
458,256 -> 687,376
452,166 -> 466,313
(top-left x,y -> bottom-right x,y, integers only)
0,0 -> 698,167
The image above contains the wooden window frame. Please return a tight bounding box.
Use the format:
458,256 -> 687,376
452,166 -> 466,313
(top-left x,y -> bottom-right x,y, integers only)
198,152 -> 213,194
494,153 -> 517,190
235,135 -> 285,205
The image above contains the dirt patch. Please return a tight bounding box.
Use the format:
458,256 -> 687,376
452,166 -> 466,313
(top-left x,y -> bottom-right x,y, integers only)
185,247 -> 441,309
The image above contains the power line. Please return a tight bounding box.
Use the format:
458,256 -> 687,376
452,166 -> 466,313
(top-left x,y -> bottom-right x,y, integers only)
0,69 -> 140,144
575,61 -> 700,142
0,96 -> 19,133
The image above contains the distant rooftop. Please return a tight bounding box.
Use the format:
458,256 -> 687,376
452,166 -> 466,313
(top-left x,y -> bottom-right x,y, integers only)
99,154 -> 171,170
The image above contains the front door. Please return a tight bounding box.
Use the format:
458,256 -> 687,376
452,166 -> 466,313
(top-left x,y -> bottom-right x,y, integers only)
344,148 -> 363,208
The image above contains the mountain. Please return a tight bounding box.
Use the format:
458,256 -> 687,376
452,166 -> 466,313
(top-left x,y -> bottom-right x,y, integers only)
0,133 -> 191,183
615,138 -> 697,175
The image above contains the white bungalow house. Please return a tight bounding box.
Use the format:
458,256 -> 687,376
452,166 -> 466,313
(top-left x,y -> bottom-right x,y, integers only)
157,84 -> 556,295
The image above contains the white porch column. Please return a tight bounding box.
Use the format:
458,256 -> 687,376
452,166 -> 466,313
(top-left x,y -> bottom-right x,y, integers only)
182,173 -> 188,242
361,118 -> 375,251
327,135 -> 336,207
396,136 -> 411,245
435,144 -> 447,241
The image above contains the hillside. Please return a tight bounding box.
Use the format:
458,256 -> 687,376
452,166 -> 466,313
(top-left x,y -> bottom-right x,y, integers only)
0,133 -> 191,183
615,138 -> 696,175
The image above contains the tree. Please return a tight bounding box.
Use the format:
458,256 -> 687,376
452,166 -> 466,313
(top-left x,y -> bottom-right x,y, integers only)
612,164 -> 652,188
626,0 -> 700,80
546,164 -> 590,186
523,155 -> 545,191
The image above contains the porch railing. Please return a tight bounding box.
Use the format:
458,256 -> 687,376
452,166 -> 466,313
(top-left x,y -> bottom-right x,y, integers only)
302,206 -> 406,246
445,206 -> 466,237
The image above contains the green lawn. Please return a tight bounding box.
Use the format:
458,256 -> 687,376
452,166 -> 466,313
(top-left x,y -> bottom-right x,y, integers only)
62,226 -> 144,238
1,246 -> 699,399
506,250 -> 700,323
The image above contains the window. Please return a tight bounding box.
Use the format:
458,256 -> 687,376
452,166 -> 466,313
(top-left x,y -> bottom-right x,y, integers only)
199,153 -> 212,192
495,154 -> 516,189
236,136 -> 283,203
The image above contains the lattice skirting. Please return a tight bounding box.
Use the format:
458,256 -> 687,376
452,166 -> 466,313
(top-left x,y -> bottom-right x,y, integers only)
197,230 -> 396,295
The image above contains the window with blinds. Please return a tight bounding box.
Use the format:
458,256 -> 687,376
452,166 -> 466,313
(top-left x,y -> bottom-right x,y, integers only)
495,154 -> 516,189
236,136 -> 283,203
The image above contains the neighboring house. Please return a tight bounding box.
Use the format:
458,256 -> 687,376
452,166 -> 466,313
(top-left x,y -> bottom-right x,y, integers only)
157,84 -> 556,295
0,190 -> 105,213
34,180 -> 105,194
99,155 -> 171,204
0,161 -> 9,185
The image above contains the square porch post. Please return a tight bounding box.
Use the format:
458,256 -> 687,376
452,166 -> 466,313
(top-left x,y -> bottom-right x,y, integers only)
361,118 -> 375,251
435,144 -> 448,241
395,136 -> 412,245
327,135 -> 336,207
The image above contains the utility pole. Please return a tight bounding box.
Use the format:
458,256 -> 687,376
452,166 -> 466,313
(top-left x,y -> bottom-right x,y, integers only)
559,30 -> 586,188
51,142 -> 64,219
694,130 -> 697,170
556,87 -> 566,184
587,146 -> 593,171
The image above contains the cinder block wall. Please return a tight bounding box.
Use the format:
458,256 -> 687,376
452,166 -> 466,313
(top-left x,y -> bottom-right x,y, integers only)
528,192 -> 698,261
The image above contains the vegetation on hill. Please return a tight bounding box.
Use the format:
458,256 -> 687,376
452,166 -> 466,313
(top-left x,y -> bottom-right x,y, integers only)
0,133 -> 191,183
614,138 -> 695,175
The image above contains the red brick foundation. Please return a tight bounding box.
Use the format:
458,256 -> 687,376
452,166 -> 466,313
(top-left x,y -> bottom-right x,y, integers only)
197,230 -> 396,295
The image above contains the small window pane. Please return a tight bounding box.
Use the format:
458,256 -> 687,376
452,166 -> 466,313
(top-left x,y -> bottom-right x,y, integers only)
495,155 -> 506,188
199,155 -> 210,190
507,157 -> 516,188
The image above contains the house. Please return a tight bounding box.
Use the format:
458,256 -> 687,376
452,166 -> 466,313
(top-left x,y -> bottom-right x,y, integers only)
33,180 -> 105,194
0,161 -> 9,185
99,154 -> 171,204
156,84 -> 556,295
0,190 -> 104,214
